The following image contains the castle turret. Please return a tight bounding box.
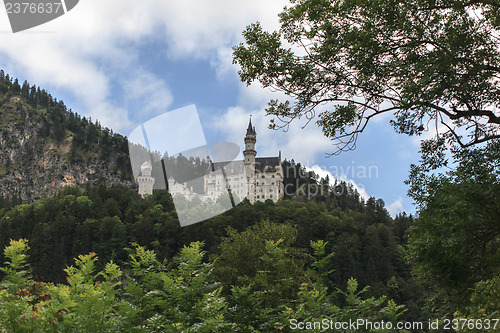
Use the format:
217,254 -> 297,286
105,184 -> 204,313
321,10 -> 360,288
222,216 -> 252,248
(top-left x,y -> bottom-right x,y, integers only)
243,118 -> 257,203
244,118 -> 256,165
138,160 -> 155,197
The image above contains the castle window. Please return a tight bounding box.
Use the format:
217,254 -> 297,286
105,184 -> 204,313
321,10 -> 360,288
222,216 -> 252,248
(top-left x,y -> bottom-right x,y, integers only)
271,182 -> 274,185
257,195 -> 260,199
272,175 -> 275,178
261,175 -> 265,179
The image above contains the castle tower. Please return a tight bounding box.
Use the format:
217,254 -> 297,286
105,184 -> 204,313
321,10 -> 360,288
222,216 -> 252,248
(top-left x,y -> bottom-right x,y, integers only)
243,118 -> 257,203
138,160 -> 155,197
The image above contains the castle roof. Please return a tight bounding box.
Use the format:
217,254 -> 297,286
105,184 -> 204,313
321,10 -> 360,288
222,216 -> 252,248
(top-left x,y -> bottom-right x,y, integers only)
210,160 -> 239,172
209,156 -> 280,173
207,117 -> 281,174
246,118 -> 256,136
255,157 -> 280,172
141,160 -> 152,169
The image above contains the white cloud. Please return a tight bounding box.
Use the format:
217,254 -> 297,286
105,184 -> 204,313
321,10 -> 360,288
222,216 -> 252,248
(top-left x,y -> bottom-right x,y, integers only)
308,164 -> 370,201
210,46 -> 238,82
369,100 -> 396,124
387,197 -> 404,216
279,124 -> 332,162
0,3 -> 143,131
123,70 -> 174,119
0,0 -> 287,133
237,81 -> 287,111
88,103 -> 132,131
411,122 -> 449,147
156,0 -> 287,58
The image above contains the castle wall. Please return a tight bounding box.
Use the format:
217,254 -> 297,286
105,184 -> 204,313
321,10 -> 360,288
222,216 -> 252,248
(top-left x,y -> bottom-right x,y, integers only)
139,119 -> 284,203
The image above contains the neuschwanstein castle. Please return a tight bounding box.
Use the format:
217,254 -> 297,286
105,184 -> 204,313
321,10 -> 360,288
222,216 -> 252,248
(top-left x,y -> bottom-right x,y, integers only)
138,118 -> 284,203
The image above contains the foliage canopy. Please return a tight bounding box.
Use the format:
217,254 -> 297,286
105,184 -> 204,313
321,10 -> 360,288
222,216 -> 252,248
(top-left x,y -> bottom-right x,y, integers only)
233,0 -> 500,155
0,236 -> 410,332
407,140 -> 500,314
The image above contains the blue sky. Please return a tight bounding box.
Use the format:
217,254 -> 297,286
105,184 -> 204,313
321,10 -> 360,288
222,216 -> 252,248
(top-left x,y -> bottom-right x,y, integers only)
0,0 -> 423,215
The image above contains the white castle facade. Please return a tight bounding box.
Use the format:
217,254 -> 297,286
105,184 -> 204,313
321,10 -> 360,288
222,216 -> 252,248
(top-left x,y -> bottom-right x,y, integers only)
202,118 -> 284,203
138,119 -> 284,203
137,160 -> 155,197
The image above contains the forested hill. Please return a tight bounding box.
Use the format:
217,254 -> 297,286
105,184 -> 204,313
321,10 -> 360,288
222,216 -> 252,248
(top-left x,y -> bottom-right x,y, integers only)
0,71 -> 432,325
0,183 -> 424,321
0,70 -> 134,201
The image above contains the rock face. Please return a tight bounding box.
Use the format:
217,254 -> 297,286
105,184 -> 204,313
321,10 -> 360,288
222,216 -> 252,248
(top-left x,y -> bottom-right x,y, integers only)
0,92 -> 135,201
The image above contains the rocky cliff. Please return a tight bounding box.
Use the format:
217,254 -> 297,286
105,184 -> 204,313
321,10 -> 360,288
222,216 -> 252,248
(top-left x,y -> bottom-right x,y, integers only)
0,74 -> 135,201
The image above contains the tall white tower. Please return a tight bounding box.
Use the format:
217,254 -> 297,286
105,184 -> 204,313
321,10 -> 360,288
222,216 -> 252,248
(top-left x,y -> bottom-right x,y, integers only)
243,118 -> 257,203
138,160 -> 155,197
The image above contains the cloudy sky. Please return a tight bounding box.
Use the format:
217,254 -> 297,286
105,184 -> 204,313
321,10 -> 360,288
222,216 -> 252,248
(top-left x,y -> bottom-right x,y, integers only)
0,0 -> 422,215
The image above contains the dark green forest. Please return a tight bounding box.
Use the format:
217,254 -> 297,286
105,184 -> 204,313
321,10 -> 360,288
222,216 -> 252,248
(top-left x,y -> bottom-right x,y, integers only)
0,182 -> 426,331
0,165 -> 498,331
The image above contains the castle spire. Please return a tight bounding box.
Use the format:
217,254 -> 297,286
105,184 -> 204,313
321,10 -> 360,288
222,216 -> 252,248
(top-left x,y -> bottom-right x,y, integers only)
246,116 -> 256,136
243,116 -> 257,167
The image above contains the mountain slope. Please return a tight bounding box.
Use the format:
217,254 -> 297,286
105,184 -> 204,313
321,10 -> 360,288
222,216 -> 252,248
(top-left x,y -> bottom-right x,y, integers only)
0,70 -> 134,201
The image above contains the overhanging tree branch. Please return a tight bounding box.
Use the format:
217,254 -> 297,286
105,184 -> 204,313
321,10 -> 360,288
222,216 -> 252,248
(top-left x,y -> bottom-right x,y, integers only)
233,0 -> 500,155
